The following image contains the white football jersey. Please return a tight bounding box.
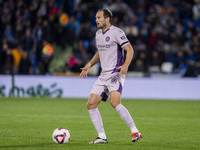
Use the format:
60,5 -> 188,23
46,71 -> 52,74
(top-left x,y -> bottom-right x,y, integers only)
95,25 -> 130,75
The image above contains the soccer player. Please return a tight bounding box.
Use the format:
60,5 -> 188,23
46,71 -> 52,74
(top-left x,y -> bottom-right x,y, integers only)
80,8 -> 142,144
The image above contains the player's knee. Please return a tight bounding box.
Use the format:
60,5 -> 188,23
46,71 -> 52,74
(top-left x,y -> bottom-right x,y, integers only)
110,100 -> 120,108
86,101 -> 97,110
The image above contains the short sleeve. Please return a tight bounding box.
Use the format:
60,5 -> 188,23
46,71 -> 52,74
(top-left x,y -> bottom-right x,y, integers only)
115,29 -> 130,48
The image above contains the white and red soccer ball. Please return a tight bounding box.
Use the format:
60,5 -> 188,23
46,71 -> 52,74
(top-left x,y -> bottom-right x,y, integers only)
52,127 -> 70,144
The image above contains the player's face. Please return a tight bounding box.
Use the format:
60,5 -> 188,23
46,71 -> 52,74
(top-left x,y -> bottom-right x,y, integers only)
96,11 -> 107,29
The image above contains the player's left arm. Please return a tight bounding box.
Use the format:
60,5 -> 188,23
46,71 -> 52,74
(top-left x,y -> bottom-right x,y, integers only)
117,44 -> 134,77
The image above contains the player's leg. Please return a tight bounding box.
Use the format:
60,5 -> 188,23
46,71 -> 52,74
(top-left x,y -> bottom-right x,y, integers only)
109,91 -> 121,108
87,93 -> 102,110
110,91 -> 142,142
87,93 -> 108,143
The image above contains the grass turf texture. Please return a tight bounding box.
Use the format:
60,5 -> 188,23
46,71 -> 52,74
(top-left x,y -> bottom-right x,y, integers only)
0,98 -> 199,150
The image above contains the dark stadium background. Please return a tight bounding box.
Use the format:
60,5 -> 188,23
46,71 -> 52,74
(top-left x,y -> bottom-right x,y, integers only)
0,0 -> 200,77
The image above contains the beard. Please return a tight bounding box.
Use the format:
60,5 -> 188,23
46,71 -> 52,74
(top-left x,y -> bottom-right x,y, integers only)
97,22 -> 107,30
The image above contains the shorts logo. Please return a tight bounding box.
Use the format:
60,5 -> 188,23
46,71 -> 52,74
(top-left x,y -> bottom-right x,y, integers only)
106,36 -> 110,42
111,77 -> 117,83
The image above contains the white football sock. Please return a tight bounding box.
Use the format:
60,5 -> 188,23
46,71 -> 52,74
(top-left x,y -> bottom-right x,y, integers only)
88,108 -> 107,139
115,104 -> 138,133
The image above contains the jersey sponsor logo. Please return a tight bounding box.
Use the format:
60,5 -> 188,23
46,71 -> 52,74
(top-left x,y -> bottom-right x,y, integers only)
106,36 -> 110,42
97,45 -> 110,48
97,44 -> 110,51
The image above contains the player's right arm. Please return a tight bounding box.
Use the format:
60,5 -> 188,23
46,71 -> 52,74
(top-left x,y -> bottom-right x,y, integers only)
80,51 -> 100,78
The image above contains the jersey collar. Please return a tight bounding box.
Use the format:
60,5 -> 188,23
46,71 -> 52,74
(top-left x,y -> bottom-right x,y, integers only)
102,25 -> 112,34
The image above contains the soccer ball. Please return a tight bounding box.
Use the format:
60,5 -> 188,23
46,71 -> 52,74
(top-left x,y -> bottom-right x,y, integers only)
52,127 -> 70,144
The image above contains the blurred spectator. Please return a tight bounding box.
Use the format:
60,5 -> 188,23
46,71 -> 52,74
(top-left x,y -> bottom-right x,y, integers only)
103,0 -> 115,11
173,50 -> 186,73
196,61 -> 200,75
66,52 -> 81,73
148,30 -> 158,50
38,2 -> 47,17
18,51 -> 32,75
20,28 -> 36,65
67,15 -> 80,40
193,0 -> 200,20
88,39 -> 97,58
134,59 -> 146,72
12,45 -> 23,74
37,41 -> 53,75
79,22 -> 93,40
183,61 -> 198,77
42,20 -> 53,43
37,57 -> 52,75
0,43 -> 13,74
73,40 -> 87,58
150,50 -> 163,66
4,24 -> 14,43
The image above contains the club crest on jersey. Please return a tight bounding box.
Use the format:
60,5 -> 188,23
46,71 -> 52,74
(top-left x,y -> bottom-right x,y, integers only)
106,36 -> 110,42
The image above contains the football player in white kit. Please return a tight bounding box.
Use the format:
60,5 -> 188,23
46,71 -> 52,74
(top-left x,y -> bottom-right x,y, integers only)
80,8 -> 142,144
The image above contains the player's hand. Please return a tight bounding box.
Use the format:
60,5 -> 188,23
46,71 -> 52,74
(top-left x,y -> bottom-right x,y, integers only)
80,66 -> 90,78
117,65 -> 128,77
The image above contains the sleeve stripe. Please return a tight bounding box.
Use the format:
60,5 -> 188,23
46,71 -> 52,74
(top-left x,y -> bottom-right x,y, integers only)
120,41 -> 129,47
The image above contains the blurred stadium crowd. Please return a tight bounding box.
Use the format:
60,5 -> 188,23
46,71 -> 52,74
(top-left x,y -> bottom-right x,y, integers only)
0,0 -> 200,77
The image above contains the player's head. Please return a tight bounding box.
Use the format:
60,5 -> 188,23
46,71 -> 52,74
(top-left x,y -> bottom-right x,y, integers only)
96,8 -> 113,29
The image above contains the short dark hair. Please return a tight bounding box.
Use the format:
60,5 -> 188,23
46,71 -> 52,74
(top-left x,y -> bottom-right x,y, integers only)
98,8 -> 113,23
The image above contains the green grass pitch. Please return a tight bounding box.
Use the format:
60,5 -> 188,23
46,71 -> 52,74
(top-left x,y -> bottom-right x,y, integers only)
0,98 -> 199,150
